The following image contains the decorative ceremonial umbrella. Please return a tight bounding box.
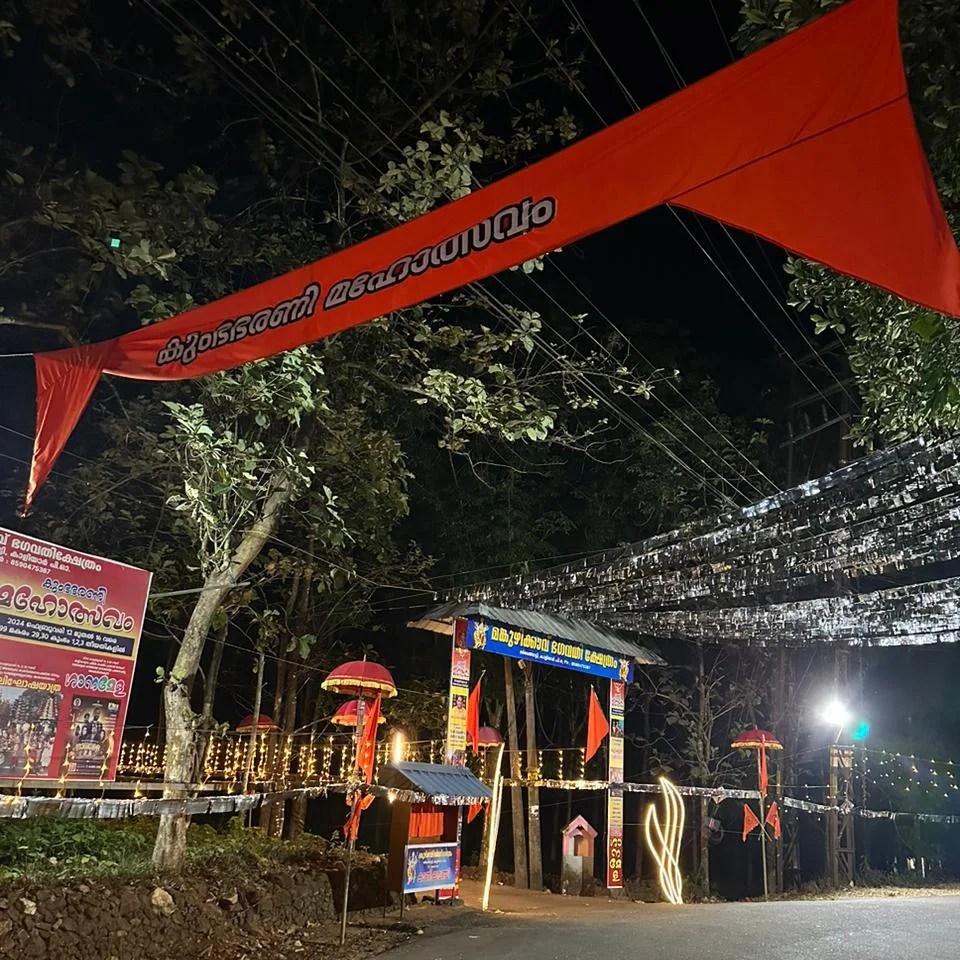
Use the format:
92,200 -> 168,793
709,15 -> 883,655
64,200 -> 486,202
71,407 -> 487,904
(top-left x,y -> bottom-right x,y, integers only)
731,728 -> 783,796
731,728 -> 783,902
476,726 -> 503,749
331,700 -> 386,727
321,660 -> 397,699
236,713 -> 279,734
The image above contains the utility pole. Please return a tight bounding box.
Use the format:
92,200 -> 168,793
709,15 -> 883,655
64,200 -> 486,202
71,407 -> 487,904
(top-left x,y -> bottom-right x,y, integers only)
521,662 -> 543,890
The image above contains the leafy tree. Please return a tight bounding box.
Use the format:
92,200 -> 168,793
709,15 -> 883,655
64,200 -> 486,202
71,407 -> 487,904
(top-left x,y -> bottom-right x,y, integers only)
0,0 -> 667,872
736,0 -> 960,442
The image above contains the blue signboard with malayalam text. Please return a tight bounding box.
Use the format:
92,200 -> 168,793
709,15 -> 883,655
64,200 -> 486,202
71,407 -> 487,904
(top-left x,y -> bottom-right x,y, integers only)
403,842 -> 458,894
464,618 -> 634,683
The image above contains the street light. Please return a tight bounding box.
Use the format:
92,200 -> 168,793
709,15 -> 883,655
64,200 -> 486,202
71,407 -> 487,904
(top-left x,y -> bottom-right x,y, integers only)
820,699 -> 849,730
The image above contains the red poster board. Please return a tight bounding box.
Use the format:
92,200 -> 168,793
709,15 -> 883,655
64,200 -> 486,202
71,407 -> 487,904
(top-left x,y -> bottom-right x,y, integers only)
0,528 -> 151,781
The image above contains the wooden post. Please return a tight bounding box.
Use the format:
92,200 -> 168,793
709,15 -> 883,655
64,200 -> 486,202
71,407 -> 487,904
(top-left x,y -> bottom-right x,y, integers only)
504,661 -> 528,888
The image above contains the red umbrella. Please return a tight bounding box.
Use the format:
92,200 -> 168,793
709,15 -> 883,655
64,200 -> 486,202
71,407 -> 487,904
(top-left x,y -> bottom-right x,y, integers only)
731,729 -> 783,751
322,660 -> 397,699
236,713 -> 278,733
331,700 -> 386,727
477,726 -> 503,749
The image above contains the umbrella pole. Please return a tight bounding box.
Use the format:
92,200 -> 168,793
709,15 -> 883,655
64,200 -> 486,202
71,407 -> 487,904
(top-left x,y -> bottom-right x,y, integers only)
757,751 -> 768,902
340,812 -> 357,946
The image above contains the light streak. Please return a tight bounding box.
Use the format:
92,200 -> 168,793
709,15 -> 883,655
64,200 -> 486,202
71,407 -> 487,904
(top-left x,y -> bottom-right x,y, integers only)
644,776 -> 685,905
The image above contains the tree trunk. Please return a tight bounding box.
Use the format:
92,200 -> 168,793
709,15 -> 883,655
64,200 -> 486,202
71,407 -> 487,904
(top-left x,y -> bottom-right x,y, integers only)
152,483 -> 291,873
695,643 -> 710,893
245,647 -> 266,795
504,661 -> 528,889
521,664 -> 543,890
286,682 -> 321,842
202,619 -> 227,724
197,617 -> 228,780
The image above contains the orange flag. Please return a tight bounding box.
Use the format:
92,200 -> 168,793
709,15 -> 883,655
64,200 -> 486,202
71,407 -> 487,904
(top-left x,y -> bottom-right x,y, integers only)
765,801 -> 782,840
344,694 -> 381,841
466,677 -> 482,753
585,688 -> 609,763
467,802 -> 485,824
742,804 -> 761,842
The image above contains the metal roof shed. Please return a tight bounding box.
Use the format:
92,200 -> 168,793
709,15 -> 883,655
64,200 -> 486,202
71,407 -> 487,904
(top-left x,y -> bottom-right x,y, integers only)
378,762 -> 491,804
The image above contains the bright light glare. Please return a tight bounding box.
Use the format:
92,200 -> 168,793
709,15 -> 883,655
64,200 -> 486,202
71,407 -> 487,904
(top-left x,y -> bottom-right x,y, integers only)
820,699 -> 849,728
391,731 -> 405,765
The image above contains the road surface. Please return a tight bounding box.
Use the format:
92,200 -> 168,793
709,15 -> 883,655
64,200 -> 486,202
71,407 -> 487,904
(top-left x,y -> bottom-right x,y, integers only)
392,882 -> 960,960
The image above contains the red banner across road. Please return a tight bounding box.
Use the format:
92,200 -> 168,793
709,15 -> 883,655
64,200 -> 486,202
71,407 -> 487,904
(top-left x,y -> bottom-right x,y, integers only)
25,0 -> 960,509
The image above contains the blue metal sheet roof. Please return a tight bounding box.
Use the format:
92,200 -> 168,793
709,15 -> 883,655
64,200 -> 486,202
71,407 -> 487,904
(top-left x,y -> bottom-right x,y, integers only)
419,600 -> 664,666
377,762 -> 492,803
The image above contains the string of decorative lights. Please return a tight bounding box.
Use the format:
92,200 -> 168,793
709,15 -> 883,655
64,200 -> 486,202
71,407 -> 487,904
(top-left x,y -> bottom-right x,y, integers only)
464,437 -> 960,646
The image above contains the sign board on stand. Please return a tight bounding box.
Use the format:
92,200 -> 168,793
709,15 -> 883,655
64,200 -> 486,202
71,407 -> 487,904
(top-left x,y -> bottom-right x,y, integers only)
402,842 -> 459,895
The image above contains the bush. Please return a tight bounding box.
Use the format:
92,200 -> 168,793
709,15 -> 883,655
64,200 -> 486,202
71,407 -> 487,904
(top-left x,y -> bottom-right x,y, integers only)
0,816 -> 340,884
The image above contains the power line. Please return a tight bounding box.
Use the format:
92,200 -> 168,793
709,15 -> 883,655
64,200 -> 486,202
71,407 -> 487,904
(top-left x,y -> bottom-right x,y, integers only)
149,0 -> 751,504
530,0 -> 853,427
228,0 -> 767,501
626,0 -> 859,414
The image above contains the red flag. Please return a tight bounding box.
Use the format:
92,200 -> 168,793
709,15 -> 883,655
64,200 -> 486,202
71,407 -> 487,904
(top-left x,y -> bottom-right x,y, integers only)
759,747 -> 769,798
765,801 -> 782,840
742,804 -> 761,842
467,802 -> 485,824
343,694 -> 381,841
345,794 -> 374,841
466,677 -> 482,753
585,688 -> 609,763
24,0 -> 960,512
355,694 -> 381,783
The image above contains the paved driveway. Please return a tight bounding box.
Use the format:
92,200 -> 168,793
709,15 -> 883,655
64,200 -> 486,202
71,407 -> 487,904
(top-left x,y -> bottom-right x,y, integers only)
391,882 -> 960,960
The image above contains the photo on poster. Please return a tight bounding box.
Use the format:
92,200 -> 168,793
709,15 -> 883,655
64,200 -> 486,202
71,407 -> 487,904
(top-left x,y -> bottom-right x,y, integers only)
0,686 -> 61,777
66,695 -> 119,778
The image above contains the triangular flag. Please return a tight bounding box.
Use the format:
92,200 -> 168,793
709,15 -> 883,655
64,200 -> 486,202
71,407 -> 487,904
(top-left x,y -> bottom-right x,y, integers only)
758,746 -> 769,797
742,803 -> 761,842
765,801 -> 782,840
466,677 -> 482,753
585,687 -> 609,763
467,801 -> 485,824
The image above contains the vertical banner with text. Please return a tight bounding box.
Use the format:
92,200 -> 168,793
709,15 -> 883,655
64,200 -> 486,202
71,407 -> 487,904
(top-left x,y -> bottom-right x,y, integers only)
0,527 -> 150,781
607,679 -> 625,889
442,619 -> 471,901
444,621 -> 471,767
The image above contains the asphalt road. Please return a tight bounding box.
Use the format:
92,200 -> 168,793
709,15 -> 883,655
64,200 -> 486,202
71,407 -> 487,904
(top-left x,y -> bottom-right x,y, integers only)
392,884 -> 960,960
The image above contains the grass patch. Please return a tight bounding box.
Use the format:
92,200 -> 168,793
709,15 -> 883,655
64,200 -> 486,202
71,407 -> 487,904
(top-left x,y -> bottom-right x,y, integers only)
0,816 -> 347,885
